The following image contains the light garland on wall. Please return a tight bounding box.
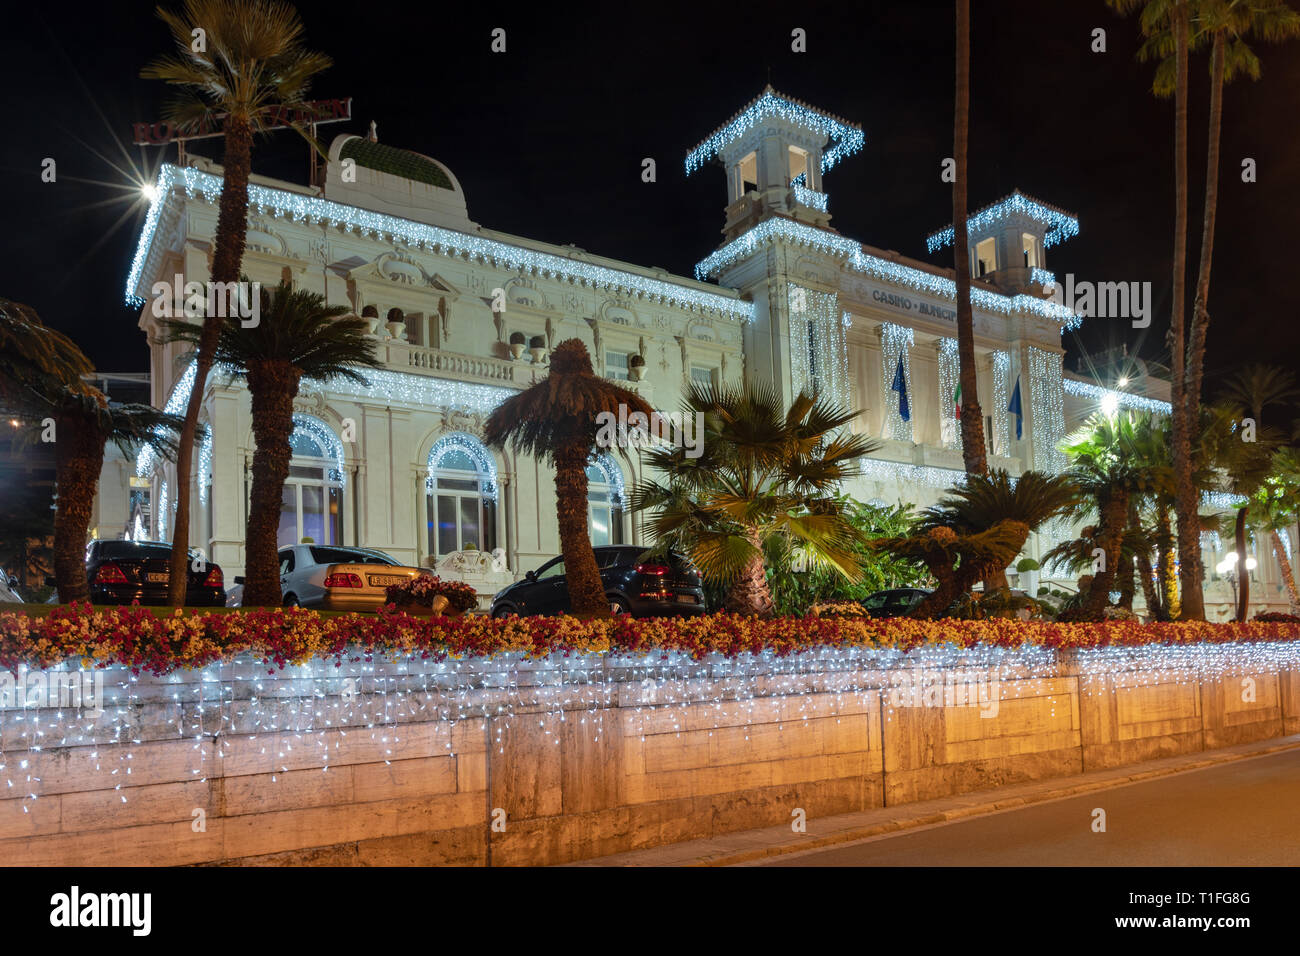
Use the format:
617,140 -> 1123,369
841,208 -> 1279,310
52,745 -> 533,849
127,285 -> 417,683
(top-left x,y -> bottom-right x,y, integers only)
7,639 -> 1298,827
426,433 -> 500,501
992,350 -> 1011,459
693,218 -> 1081,330
587,452 -> 627,507
127,165 -> 753,323
136,360 -> 196,478
1028,347 -> 1067,475
157,481 -> 168,539
684,88 -> 865,176
792,184 -> 829,212
198,430 -> 213,504
786,283 -> 847,401
855,457 -> 966,490
938,338 -> 961,451
1062,378 -> 1172,415
880,323 -> 914,443
926,191 -> 1080,253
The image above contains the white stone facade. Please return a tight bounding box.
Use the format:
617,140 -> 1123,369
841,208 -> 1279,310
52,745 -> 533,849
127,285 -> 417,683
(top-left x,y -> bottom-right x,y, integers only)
111,92 -> 1291,617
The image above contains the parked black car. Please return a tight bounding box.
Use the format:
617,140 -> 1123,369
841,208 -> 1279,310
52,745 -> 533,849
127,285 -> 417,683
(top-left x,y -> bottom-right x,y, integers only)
85,539 -> 226,607
860,587 -> 931,618
490,546 -> 705,618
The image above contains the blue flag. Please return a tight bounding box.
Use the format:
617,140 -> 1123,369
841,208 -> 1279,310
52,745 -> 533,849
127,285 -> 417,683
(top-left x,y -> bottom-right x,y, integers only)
1008,378 -> 1023,440
891,354 -> 910,423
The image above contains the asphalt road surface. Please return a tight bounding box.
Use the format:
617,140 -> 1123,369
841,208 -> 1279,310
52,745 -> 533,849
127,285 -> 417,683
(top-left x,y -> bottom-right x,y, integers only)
757,748 -> 1300,866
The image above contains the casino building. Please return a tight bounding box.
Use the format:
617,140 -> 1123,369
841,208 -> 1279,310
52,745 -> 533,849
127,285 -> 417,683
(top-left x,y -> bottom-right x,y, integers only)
117,87 -> 1292,615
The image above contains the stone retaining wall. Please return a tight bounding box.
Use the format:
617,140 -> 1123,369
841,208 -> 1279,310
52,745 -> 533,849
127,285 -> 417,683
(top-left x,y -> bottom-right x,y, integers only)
2,642 -> 1297,866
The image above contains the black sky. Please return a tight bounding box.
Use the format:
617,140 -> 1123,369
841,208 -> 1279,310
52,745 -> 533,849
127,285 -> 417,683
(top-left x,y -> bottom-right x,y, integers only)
1,0 -> 1298,393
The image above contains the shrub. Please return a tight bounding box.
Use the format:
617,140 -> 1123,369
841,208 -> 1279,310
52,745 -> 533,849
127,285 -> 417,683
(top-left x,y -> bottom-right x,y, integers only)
384,575 -> 478,613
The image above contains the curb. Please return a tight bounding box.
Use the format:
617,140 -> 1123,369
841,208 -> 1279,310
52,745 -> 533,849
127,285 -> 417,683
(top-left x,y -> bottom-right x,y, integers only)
662,738 -> 1300,867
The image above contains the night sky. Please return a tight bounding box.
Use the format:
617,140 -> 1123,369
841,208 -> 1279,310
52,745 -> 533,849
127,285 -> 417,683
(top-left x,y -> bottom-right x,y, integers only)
2,0 -> 1297,393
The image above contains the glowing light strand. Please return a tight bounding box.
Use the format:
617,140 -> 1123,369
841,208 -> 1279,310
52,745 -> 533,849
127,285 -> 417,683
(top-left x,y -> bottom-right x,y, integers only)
426,433 -> 500,501
880,323 -> 914,443
684,89 -> 865,176
127,165 -> 752,322
926,192 -> 1080,253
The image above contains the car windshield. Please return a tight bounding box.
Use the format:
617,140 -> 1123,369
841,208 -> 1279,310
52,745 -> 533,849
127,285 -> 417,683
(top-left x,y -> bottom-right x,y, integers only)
308,547 -> 398,566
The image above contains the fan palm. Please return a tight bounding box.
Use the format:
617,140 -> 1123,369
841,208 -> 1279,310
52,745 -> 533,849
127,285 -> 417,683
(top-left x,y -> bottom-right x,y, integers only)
163,281 -> 379,605
630,382 -> 879,617
914,469 -> 1079,591
874,522 -> 1029,619
1250,447 -> 1300,614
143,0 -> 333,604
1,299 -> 186,602
485,339 -> 653,619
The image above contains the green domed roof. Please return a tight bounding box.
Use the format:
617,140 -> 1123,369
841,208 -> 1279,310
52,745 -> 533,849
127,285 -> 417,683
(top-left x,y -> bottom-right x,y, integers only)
339,138 -> 453,190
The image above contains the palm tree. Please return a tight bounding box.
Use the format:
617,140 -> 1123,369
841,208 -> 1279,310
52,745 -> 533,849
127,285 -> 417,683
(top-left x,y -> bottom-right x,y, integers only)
951,0 -> 988,475
485,339 -> 653,619
163,281 -> 378,606
1,299 -> 185,602
630,383 -> 879,617
1051,413 -> 1157,619
875,522 -> 1029,619
914,469 -> 1079,593
1108,0 -> 1201,617
1180,3 -> 1300,438
1201,404 -> 1280,619
1251,447 -> 1300,614
143,0 -> 333,605
1219,363 -> 1300,428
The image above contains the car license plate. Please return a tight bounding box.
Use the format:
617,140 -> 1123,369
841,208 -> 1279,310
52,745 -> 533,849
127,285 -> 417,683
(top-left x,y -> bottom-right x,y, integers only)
146,572 -> 169,584
369,574 -> 407,587
676,593 -> 696,604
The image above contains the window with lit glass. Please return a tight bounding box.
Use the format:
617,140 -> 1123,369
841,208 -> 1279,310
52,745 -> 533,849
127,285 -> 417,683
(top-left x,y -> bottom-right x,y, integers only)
427,447 -> 496,558
587,462 -> 623,547
277,428 -> 343,549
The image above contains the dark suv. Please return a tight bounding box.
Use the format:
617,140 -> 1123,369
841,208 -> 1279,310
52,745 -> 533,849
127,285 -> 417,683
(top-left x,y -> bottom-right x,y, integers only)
860,587 -> 931,618
85,539 -> 226,607
490,546 -> 705,618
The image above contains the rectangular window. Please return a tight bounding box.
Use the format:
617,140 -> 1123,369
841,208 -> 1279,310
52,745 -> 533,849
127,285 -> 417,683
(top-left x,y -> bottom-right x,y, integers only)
1022,233 -> 1041,268
691,366 -> 716,387
605,350 -> 630,381
975,237 -> 997,277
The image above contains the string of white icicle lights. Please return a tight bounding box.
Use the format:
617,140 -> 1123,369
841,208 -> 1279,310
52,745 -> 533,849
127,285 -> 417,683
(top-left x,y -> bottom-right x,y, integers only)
126,165 -> 753,323
926,191 -> 1080,253
5,641 -> 1298,816
880,323 -> 914,442
684,88 -> 865,176
693,218 -> 1082,330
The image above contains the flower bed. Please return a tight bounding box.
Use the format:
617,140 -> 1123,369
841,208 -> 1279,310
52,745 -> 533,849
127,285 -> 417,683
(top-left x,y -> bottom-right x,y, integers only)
3,603 -> 1300,676
383,575 -> 478,614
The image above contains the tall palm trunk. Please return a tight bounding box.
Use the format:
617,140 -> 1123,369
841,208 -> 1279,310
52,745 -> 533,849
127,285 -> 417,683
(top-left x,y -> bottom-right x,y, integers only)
1233,506 -> 1250,622
1156,505 -> 1178,617
52,415 -> 105,603
167,115 -> 254,605
1083,492 -> 1129,617
554,443 -> 608,619
1269,528 -> 1300,615
1167,2 -> 1204,621
243,361 -> 300,607
1186,31 -> 1225,436
952,0 -> 988,477
724,529 -> 776,617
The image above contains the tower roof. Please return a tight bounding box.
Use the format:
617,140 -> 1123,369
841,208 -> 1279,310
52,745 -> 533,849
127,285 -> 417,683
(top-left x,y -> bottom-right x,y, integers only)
685,85 -> 864,176
926,189 -> 1079,253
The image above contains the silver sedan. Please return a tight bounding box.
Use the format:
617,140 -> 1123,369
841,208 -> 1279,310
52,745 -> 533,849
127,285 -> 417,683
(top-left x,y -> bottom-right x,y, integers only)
234,544 -> 428,611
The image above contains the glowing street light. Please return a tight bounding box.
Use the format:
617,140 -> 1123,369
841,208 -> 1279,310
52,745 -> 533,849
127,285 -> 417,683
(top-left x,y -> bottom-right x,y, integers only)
140,183 -> 158,202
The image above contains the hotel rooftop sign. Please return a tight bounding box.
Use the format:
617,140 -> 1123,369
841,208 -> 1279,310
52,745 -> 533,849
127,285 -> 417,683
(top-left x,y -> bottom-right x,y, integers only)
131,97 -> 353,146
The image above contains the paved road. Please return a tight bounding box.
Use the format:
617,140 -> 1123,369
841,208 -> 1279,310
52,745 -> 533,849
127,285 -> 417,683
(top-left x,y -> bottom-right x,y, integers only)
756,748 -> 1300,866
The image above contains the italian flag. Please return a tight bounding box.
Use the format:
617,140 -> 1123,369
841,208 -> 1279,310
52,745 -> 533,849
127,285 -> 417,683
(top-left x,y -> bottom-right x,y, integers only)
953,383 -> 961,420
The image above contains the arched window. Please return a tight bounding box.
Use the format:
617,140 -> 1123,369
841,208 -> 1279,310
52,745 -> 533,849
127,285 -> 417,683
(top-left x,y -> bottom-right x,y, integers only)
277,415 -> 345,548
587,454 -> 626,547
426,434 -> 498,558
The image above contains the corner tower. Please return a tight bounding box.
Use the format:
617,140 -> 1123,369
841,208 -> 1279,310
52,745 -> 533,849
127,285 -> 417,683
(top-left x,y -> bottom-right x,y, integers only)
686,85 -> 863,241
